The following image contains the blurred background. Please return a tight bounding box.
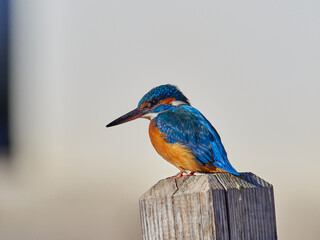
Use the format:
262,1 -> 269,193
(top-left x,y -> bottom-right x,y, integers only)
0,0 -> 319,239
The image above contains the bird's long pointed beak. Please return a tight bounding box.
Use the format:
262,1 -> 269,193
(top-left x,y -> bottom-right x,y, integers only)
106,108 -> 148,127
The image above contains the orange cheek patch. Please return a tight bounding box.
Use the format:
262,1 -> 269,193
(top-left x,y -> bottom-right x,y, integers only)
152,98 -> 175,109
159,98 -> 175,105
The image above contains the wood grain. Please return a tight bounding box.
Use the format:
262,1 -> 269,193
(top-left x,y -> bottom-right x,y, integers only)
139,173 -> 277,240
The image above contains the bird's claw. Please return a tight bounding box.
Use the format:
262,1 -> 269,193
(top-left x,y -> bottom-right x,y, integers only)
167,171 -> 194,179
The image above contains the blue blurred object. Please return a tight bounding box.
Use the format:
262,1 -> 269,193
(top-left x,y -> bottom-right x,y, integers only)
0,0 -> 9,150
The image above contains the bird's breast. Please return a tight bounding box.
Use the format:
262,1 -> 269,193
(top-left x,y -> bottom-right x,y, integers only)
148,120 -> 205,172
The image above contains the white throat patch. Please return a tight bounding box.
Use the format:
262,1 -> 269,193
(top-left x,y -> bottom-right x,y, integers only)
141,112 -> 159,120
172,100 -> 187,106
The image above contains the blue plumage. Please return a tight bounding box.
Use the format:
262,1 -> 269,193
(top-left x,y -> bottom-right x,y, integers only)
152,105 -> 239,175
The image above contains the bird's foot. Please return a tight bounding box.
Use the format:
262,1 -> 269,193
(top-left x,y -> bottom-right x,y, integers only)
184,172 -> 195,177
167,171 -> 194,179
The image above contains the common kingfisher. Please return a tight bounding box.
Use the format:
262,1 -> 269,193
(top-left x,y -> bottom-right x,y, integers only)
106,84 -> 239,178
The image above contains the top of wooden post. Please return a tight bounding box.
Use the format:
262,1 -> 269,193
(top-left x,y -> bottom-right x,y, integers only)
140,172 -> 272,200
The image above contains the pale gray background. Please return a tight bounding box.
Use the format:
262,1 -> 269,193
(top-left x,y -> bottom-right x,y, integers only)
0,0 -> 319,239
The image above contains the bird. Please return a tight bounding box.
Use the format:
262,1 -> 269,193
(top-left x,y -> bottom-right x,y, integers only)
106,84 -> 239,178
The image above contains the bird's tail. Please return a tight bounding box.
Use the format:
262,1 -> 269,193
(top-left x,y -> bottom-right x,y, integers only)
214,158 -> 240,175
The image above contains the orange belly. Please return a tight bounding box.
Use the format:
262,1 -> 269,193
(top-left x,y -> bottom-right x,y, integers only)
149,121 -> 225,173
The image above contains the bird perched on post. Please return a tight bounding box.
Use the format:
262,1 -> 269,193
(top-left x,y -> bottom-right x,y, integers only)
106,84 -> 239,178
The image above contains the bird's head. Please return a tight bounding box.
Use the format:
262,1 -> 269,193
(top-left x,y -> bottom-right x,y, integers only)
106,84 -> 189,127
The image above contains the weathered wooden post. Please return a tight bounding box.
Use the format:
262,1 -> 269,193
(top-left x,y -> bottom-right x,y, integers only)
139,172 -> 277,240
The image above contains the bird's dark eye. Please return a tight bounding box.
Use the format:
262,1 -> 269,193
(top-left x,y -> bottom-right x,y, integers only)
150,99 -> 159,106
